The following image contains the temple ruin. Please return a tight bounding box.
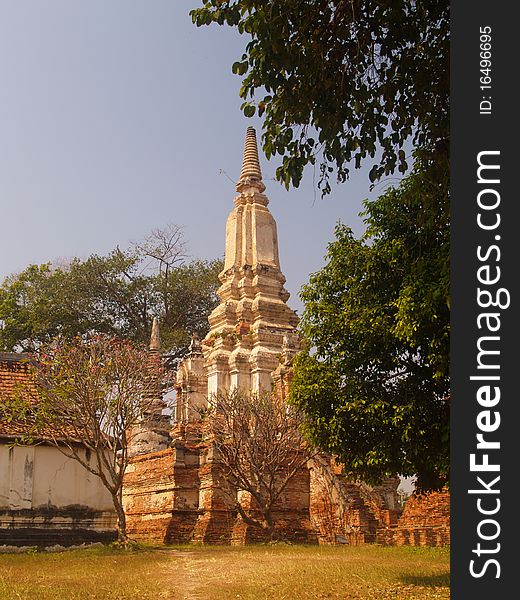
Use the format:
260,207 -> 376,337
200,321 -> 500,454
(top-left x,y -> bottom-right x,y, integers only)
0,127 -> 449,547
122,128 -> 430,546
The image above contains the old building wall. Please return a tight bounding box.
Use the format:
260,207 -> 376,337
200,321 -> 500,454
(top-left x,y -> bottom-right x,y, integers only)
376,489 -> 450,546
230,462 -> 317,545
123,445 -> 201,544
308,455 -> 400,545
0,443 -> 116,546
1,352 -> 117,546
123,443 -> 320,546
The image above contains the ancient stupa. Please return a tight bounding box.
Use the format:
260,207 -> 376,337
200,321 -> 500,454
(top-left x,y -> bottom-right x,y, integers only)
123,128 -> 405,546
175,127 -> 299,421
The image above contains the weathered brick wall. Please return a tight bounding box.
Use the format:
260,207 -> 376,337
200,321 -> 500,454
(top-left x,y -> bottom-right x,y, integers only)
191,453 -> 237,545
191,448 -> 317,545
124,440 -> 319,545
123,446 -> 201,543
123,441 -> 449,547
230,464 -> 317,545
309,455 -> 400,545
377,489 -> 450,546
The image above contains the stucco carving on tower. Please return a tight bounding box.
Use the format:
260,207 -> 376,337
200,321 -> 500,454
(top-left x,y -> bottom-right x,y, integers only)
201,127 -> 298,398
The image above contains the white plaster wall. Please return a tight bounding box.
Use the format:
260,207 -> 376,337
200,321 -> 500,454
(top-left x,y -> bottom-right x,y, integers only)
0,443 -> 113,511
252,205 -> 279,267
0,445 -> 35,510
0,447 -> 9,508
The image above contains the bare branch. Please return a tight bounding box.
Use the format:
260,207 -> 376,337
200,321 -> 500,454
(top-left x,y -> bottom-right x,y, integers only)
24,334 -> 168,542
202,389 -> 315,539
133,223 -> 188,276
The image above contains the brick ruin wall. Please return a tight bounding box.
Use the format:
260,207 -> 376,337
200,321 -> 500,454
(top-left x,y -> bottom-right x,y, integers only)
123,447 -> 197,544
376,489 -> 450,547
123,437 -> 441,546
123,442 -> 318,545
308,456 -> 401,545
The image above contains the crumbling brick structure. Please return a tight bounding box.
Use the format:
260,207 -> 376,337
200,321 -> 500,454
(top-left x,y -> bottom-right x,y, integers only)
123,434 -> 401,545
376,489 -> 450,547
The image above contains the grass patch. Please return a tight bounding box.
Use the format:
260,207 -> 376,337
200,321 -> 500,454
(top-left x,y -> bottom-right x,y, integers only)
0,544 -> 449,599
0,546 -> 173,600
182,545 -> 450,600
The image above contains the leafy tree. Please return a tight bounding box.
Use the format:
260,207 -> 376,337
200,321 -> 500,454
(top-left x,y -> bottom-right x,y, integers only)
0,264 -> 94,351
0,225 -> 222,361
11,335 -> 167,542
290,154 -> 449,492
156,259 -> 224,355
191,0 -> 449,193
204,390 -> 315,539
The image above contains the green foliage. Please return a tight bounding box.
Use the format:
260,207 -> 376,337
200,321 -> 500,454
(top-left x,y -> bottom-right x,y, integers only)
290,154 -> 449,491
0,264 -> 92,351
0,232 -> 222,360
191,0 -> 449,193
154,259 -> 223,354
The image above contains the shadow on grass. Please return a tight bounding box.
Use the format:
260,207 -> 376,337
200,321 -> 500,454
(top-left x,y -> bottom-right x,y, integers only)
400,572 -> 450,588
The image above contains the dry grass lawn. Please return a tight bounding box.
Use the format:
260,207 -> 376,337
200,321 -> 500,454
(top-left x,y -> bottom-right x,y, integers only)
0,544 -> 449,600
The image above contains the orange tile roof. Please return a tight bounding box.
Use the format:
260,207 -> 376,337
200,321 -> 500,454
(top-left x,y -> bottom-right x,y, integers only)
0,352 -> 49,441
0,352 -> 110,445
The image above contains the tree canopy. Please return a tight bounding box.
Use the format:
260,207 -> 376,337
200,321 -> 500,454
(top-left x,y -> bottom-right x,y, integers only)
289,154 -> 449,491
191,0 -> 449,193
0,225 -> 222,362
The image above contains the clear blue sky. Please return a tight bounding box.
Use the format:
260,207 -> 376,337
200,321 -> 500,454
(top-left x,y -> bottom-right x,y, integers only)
0,1 -> 384,314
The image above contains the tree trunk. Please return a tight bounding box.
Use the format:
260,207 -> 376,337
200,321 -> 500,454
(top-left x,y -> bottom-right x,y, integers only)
263,510 -> 277,541
235,501 -> 279,541
112,492 -> 128,543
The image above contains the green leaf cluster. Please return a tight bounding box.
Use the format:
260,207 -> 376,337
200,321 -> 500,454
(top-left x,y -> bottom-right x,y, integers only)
290,153 -> 449,491
0,243 -> 222,360
191,0 -> 449,194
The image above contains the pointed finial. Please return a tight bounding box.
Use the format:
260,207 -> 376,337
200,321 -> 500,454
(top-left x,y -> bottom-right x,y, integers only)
149,317 -> 161,352
236,127 -> 265,192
